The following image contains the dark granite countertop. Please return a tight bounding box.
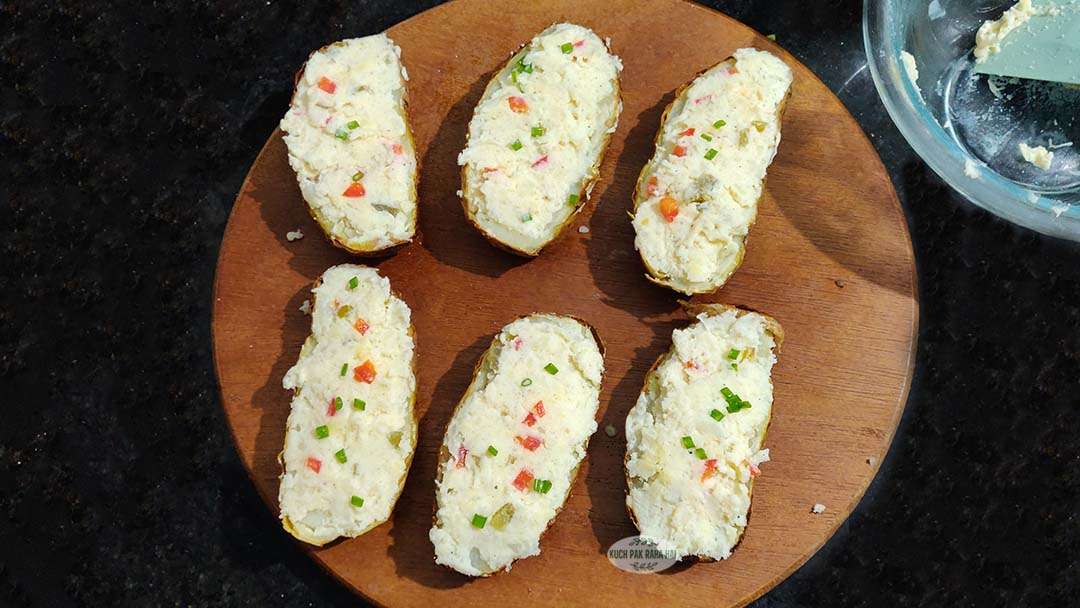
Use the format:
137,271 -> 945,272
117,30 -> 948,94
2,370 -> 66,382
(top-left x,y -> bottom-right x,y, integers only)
2,0 -> 1078,606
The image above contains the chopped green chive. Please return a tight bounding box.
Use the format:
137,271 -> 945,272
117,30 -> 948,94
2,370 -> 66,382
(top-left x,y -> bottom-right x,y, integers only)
333,396 -> 343,411
721,385 -> 751,412
710,409 -> 725,422
531,125 -> 545,137
510,139 -> 523,151
472,513 -> 487,528
340,363 -> 348,377
521,213 -> 532,222
533,479 -> 553,494
704,148 -> 718,160
351,496 -> 364,507
544,363 -> 559,375
353,398 -> 366,411
567,193 -> 579,206
540,479 -> 552,493
487,445 -> 499,457
731,363 -> 739,371
334,129 -> 348,140
713,119 -> 727,128
695,447 -> 708,460
315,425 -> 330,439
516,57 -> 533,74
721,387 -> 734,398
334,449 -> 347,463
561,42 -> 574,53
766,33 -> 777,41
346,120 -> 360,130
727,400 -> 752,414
700,133 -> 713,142
348,276 -> 359,289
521,378 -> 533,387
351,171 -> 364,182
727,349 -> 741,360
681,436 -> 695,449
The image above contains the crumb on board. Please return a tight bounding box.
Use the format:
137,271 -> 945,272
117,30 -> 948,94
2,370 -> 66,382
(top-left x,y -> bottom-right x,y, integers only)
286,229 -> 304,241
299,299 -> 312,315
578,226 -> 590,234
834,279 -> 846,288
812,503 -> 826,514
604,424 -> 617,437
867,456 -> 878,465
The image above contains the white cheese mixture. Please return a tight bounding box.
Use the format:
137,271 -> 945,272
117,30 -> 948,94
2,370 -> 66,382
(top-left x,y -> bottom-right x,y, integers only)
459,23 -> 622,254
278,265 -> 416,545
625,307 -> 781,561
632,48 -> 792,294
430,314 -> 604,576
900,51 -> 922,96
280,35 -> 417,253
973,0 -> 1055,63
1019,142 -> 1054,169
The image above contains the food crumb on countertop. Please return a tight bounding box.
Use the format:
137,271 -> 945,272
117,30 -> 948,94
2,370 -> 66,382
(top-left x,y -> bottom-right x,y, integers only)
578,226 -> 590,234
286,229 -> 304,241
604,424 -> 617,437
299,299 -> 312,315
812,503 -> 826,514
867,456 -> 878,465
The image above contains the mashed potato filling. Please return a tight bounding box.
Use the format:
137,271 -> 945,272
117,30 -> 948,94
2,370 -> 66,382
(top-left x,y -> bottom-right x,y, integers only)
625,306 -> 781,561
459,23 -> 622,254
281,35 -> 417,252
632,48 -> 792,294
430,314 -> 604,576
279,265 -> 416,545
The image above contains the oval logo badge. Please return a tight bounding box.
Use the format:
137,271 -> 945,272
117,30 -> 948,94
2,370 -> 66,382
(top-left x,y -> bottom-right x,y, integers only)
606,536 -> 679,573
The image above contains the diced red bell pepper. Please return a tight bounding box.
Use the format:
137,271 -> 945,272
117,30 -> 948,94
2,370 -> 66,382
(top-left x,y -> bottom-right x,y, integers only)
512,469 -> 534,491
694,94 -> 713,104
353,318 -> 370,335
391,143 -> 403,155
701,458 -> 718,482
354,360 -> 376,384
317,76 -> 336,94
456,444 -> 468,468
533,401 -> 545,418
327,398 -> 337,416
660,196 -> 679,223
646,176 -> 659,198
482,166 -> 498,173
748,462 -> 761,478
508,96 -> 528,113
343,182 -> 365,197
678,127 -> 695,137
515,435 -> 542,451
727,66 -> 739,75
307,457 -> 322,473
530,154 -> 549,168
573,40 -> 585,48
523,412 -> 537,427
512,337 -> 523,350
672,145 -> 687,158
684,359 -> 701,370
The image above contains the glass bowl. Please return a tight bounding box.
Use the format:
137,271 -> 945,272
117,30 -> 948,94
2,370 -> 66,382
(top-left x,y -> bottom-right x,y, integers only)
864,0 -> 1080,241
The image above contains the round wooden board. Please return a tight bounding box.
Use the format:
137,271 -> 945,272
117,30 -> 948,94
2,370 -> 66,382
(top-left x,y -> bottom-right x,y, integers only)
212,0 -> 918,605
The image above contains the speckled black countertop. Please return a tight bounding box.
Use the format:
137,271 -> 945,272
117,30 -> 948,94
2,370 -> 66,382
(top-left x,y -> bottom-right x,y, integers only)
2,0 -> 1078,606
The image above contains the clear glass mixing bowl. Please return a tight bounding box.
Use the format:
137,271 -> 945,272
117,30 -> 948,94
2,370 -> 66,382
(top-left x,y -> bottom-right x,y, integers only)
864,0 -> 1080,240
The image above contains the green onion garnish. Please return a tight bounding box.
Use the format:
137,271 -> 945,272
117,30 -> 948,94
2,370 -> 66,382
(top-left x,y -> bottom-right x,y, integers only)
704,148 -> 718,160
516,57 -> 533,74
695,448 -> 707,460
353,398 -> 366,411
681,436 -> 695,449
472,513 -> 487,528
487,445 -> 498,457
544,363 -> 559,375
720,387 -> 735,400
713,119 -> 727,128
522,213 -> 532,222
766,33 -> 777,41
335,129 -> 348,140
540,479 -> 552,494
334,397 -> 343,411
567,194 -> 579,206
315,425 -> 330,439
521,378 -> 533,387
352,171 -> 364,182
351,496 -> 364,507
561,42 -> 573,54
727,349 -> 740,360
710,409 -> 725,422
726,400 -> 752,414
346,120 -> 359,130
340,363 -> 348,377
335,449 -> 347,463
533,479 -> 543,492
701,133 -> 713,141
531,125 -> 545,137
731,363 -> 738,371
533,478 -> 553,494
510,139 -> 523,151
348,276 -> 359,289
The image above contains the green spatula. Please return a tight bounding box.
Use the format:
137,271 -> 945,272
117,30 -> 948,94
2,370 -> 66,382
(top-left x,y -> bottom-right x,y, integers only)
974,1 -> 1080,85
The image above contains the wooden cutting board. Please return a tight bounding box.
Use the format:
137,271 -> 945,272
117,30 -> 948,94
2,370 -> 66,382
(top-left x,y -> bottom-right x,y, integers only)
212,0 -> 917,606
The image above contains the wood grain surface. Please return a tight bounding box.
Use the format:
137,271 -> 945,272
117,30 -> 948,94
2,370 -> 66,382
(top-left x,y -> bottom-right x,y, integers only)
212,0 -> 918,605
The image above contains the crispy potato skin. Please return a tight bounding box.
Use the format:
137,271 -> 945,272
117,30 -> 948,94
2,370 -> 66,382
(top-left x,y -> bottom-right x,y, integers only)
632,56 -> 792,294
278,273 -> 419,546
286,42 -> 419,257
460,35 -> 622,257
431,314 -> 605,576
623,302 -> 783,561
